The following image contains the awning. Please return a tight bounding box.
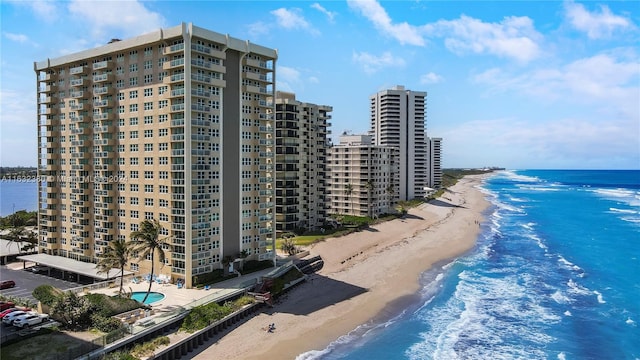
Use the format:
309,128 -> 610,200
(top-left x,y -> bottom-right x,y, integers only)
16,253 -> 134,280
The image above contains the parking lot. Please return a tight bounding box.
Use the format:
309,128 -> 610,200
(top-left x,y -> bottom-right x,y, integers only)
0,262 -> 82,303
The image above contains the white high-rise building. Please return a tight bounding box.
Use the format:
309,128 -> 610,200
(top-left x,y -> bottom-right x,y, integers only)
370,85 -> 430,200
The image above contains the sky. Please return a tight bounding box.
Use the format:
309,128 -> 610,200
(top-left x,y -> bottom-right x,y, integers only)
1,0 -> 638,170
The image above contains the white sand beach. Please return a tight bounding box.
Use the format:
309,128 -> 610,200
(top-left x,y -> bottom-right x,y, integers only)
187,174 -> 490,360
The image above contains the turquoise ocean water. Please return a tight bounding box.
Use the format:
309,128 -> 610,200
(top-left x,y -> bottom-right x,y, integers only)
298,170 -> 640,360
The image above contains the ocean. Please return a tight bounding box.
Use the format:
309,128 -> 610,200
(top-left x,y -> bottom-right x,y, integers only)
298,170 -> 640,360
0,180 -> 39,216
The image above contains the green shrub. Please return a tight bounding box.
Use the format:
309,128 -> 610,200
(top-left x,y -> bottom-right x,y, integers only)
91,314 -> 123,333
84,293 -> 142,317
32,284 -> 63,306
180,296 -> 255,333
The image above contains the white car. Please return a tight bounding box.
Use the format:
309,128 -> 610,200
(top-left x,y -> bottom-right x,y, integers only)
2,310 -> 35,325
13,313 -> 49,328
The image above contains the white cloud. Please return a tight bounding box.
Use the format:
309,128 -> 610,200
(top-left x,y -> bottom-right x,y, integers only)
0,89 -> 38,166
424,15 -> 542,63
473,52 -> 640,117
352,51 -> 406,74
271,8 -> 319,35
564,1 -> 633,39
3,32 -> 29,43
247,21 -> 270,37
67,0 -> 165,41
277,66 -> 302,93
347,0 -> 425,46
420,72 -> 444,84
6,0 -> 59,21
311,3 -> 336,23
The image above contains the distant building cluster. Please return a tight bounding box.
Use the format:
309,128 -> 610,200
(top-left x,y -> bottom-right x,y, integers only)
34,23 -> 441,288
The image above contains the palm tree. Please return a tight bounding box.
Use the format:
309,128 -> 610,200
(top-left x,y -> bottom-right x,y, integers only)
386,184 -> 396,212
96,238 -> 131,296
364,180 -> 375,218
130,219 -> 169,303
344,183 -> 354,215
7,226 -> 31,253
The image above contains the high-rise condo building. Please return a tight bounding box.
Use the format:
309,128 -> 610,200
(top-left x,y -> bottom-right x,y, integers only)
429,137 -> 443,189
327,134 -> 398,217
34,23 -> 277,288
370,85 -> 441,200
274,92 -> 332,234
370,85 -> 428,200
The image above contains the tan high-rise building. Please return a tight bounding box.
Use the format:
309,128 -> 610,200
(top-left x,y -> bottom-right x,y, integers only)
327,134 -> 398,217
35,23 -> 277,288
274,92 -> 331,234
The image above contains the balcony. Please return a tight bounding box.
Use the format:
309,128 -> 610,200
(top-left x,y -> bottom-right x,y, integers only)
92,60 -> 111,70
163,58 -> 185,70
70,65 -> 86,75
69,103 -> 85,111
71,127 -> 86,134
165,73 -> 185,84
39,84 -> 55,93
164,43 -> 185,55
41,96 -> 54,104
69,115 -> 85,123
93,125 -> 113,133
93,112 -> 113,121
170,88 -> 185,98
170,104 -> 185,112
243,84 -> 269,95
191,74 -> 211,84
93,138 -> 114,146
93,86 -> 113,95
170,118 -> 185,127
191,104 -> 210,112
40,107 -> 58,115
245,71 -> 272,83
245,58 -> 273,70
92,73 -> 113,83
93,99 -> 112,108
191,89 -> 210,98
70,90 -> 88,99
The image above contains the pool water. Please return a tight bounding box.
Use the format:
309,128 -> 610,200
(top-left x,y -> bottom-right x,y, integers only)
130,291 -> 165,304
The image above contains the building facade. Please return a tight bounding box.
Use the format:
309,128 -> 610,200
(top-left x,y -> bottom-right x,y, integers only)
429,137 -> 443,189
274,92 -> 332,235
370,85 -> 429,200
35,23 -> 277,288
327,134 -> 398,217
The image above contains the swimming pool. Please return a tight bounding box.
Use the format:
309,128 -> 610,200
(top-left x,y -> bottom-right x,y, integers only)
130,291 -> 165,304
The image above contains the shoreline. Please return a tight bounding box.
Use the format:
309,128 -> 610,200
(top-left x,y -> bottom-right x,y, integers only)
189,174 -> 491,360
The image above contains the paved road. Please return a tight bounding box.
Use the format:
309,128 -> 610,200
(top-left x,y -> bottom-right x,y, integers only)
0,263 -> 81,303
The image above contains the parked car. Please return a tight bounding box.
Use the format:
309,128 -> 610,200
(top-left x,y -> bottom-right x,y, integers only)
2,310 -> 35,325
0,308 -> 21,319
30,265 -> 49,273
13,313 -> 49,328
0,301 -> 15,311
0,280 -> 16,289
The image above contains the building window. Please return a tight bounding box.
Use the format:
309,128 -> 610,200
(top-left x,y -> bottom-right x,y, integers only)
144,88 -> 153,97
129,90 -> 138,99
130,131 -> 138,139
144,143 -> 153,151
144,130 -> 153,138
129,104 -> 138,112
129,117 -> 138,126
144,157 -> 153,165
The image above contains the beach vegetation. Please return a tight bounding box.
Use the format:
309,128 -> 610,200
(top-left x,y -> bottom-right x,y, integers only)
0,210 -> 38,229
96,238 -> 132,297
281,238 -> 298,256
129,219 -> 170,304
129,335 -> 170,358
32,284 -> 64,306
180,296 -> 256,333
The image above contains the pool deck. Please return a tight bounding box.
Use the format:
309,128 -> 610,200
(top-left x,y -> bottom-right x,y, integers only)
90,267 -> 276,315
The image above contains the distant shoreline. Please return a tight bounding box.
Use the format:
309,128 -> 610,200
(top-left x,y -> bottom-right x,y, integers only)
188,174 -> 491,359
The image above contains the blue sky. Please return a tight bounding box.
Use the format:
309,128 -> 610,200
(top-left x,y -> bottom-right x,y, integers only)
1,0 -> 638,169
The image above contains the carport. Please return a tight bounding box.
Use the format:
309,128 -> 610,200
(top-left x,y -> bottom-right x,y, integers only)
16,253 -> 133,283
